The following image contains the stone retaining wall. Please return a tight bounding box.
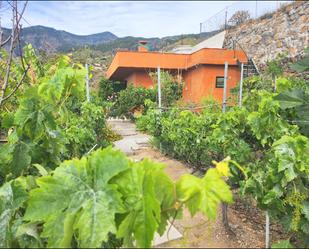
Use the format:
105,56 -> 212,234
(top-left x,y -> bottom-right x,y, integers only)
223,1 -> 309,68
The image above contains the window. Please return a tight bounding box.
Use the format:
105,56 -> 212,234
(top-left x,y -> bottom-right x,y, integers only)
216,76 -> 225,88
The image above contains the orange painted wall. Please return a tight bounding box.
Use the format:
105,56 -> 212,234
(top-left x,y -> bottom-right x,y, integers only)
182,65 -> 241,103
125,70 -> 153,88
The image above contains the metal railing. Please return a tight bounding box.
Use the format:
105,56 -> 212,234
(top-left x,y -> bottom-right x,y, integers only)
232,39 -> 249,61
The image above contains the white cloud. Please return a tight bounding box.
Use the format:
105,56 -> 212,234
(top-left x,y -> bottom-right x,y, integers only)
0,1 -> 290,38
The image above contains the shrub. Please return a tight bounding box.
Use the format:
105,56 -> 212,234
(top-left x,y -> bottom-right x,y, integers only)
150,71 -> 183,107
98,77 -> 114,101
110,85 -> 156,119
98,78 -> 126,103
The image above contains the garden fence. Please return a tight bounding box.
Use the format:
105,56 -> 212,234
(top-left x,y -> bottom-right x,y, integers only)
200,1 -> 292,33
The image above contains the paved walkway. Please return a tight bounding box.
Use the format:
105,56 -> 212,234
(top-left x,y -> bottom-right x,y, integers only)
107,119 -> 151,155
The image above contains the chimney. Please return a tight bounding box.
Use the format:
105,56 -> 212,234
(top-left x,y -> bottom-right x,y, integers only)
138,40 -> 148,52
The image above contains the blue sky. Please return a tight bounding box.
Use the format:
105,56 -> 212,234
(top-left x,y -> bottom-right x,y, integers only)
0,1 -> 289,38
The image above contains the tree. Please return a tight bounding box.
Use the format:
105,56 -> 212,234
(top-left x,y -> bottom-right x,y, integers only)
228,10 -> 250,26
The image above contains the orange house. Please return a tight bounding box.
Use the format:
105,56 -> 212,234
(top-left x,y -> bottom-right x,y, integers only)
106,42 -> 247,103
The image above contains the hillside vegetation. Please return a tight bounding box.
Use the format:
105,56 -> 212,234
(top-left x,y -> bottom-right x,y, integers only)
2,26 -> 117,53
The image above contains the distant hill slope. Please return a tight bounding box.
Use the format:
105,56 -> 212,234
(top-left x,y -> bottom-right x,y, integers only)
93,30 -> 220,53
2,25 -> 220,53
2,25 -> 118,52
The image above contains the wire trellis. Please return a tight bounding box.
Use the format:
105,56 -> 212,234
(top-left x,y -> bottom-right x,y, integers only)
155,99 -> 235,111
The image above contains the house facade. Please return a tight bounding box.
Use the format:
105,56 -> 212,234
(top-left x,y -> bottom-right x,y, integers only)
106,41 -> 247,103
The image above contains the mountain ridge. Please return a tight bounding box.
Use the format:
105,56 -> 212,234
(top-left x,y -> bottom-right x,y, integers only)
2,25 -> 118,52
2,25 -> 220,53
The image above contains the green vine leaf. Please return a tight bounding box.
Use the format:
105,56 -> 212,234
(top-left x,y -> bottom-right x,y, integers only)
112,159 -> 163,248
272,239 -> 294,248
176,167 -> 233,219
11,142 -> 31,177
0,178 -> 28,248
24,147 -> 129,248
302,201 -> 309,220
274,88 -> 305,109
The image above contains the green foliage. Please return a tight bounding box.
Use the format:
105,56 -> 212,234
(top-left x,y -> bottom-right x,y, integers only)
139,69 -> 309,245
24,148 -> 128,248
38,62 -> 86,103
0,44 -> 45,112
64,101 -> 109,158
138,104 -> 253,175
290,47 -> 309,73
136,100 -> 162,134
0,86 -> 67,181
71,46 -> 107,65
110,85 -> 156,119
177,165 -> 232,218
0,176 -> 40,248
23,44 -> 45,79
265,52 -> 288,78
150,71 -> 183,107
0,179 -> 27,248
247,92 -> 296,147
0,50 -> 110,183
160,110 -> 209,166
110,71 -> 182,119
98,77 -> 115,101
98,77 -> 126,104
275,88 -> 309,136
243,134 -> 309,235
232,75 -> 272,94
272,239 -> 294,248
2,42 -> 236,249
136,50 -> 309,246
19,147 -> 232,248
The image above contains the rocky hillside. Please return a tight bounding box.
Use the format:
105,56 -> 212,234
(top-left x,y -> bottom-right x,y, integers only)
223,1 -> 308,66
2,25 -> 118,52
